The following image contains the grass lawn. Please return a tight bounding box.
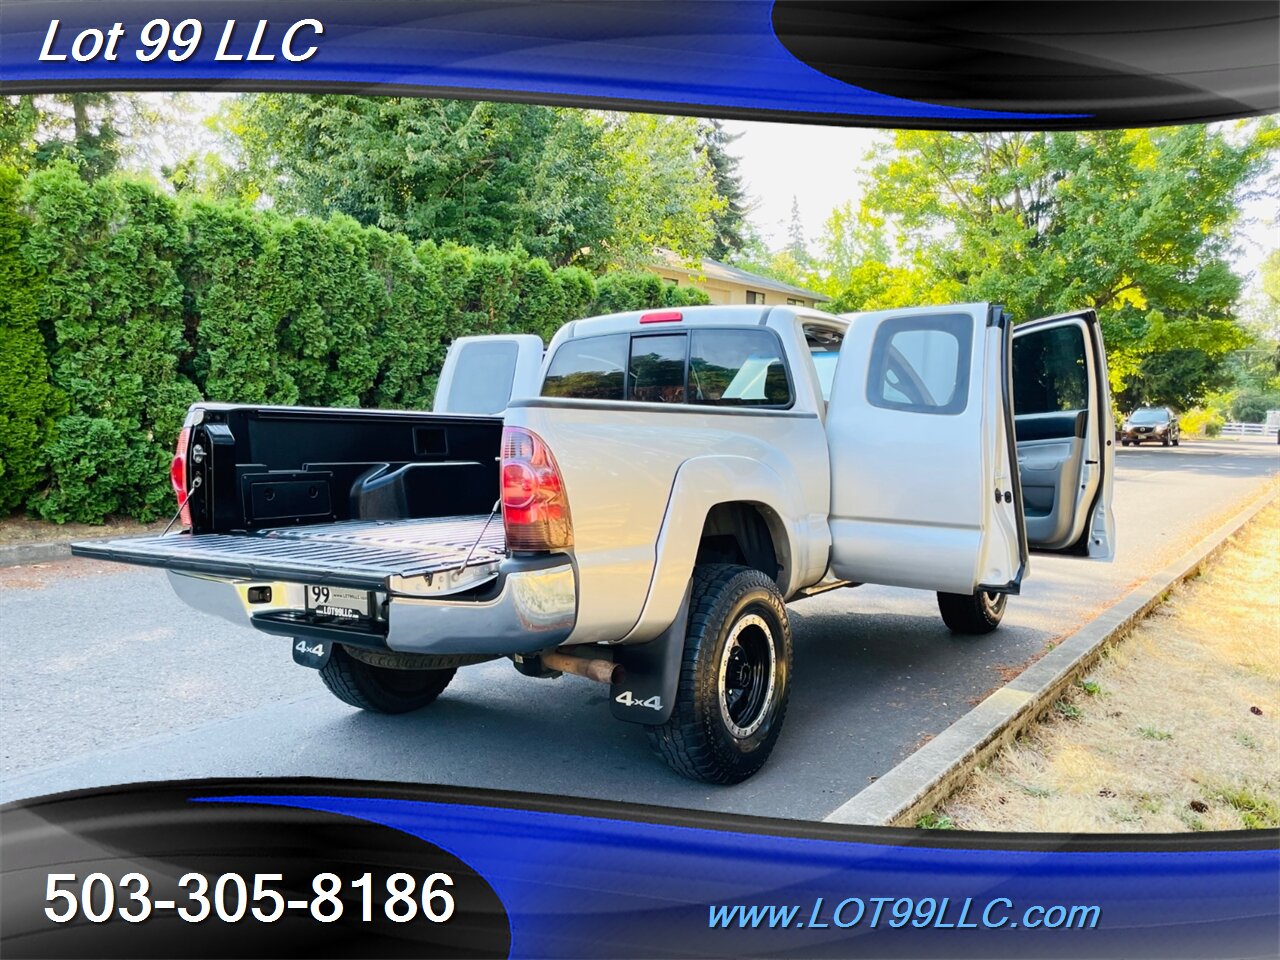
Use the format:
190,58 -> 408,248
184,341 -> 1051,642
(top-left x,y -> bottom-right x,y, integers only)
930,499 -> 1280,833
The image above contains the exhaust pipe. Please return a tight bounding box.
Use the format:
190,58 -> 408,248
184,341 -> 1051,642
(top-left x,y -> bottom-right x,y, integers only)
540,651 -> 624,685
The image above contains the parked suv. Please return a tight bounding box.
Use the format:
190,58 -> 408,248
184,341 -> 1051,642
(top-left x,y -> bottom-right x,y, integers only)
1120,406 -> 1179,446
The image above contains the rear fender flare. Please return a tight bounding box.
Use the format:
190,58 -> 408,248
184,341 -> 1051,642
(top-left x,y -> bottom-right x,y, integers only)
618,456 -> 808,645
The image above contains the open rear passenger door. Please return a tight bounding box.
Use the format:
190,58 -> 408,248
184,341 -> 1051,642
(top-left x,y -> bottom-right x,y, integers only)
1011,310 -> 1115,558
827,304 -> 1024,596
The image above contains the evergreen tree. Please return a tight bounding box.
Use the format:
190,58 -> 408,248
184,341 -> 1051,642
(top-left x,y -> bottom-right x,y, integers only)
697,120 -> 749,260
785,196 -> 809,264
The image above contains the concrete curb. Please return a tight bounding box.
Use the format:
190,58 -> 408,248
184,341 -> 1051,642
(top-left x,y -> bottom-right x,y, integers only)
824,485 -> 1280,827
0,527 -> 163,568
0,541 -> 76,567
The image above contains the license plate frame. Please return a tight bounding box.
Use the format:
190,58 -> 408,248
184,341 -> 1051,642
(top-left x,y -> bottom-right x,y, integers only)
305,584 -> 373,621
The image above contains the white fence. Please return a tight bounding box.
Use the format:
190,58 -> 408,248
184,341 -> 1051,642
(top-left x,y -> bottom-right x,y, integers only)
1220,422 -> 1279,437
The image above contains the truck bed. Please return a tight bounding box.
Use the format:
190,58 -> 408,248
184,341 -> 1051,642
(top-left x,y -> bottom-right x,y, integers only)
72,515 -> 505,592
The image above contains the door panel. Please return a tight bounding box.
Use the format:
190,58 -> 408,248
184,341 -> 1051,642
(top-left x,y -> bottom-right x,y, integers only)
433,334 -> 544,415
1011,312 -> 1115,558
828,304 -> 1021,595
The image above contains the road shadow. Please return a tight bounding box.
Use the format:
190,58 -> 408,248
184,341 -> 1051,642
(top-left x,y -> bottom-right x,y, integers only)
1116,444 -> 1279,481
273,590 -> 1060,821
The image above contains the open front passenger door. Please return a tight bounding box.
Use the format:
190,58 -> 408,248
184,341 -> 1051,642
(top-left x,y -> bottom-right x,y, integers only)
1011,310 -> 1115,559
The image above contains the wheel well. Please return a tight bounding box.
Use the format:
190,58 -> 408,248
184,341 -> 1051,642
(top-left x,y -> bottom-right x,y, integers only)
695,502 -> 782,584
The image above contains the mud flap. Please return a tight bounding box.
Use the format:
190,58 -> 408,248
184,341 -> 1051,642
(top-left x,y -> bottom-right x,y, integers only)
609,587 -> 690,725
291,638 -> 332,669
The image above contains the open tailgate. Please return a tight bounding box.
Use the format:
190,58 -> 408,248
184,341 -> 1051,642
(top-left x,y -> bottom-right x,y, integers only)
72,515 -> 505,592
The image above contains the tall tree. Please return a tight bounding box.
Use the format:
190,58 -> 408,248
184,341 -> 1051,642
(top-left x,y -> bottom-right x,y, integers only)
0,94 -> 164,179
219,95 -> 609,263
1229,249 -> 1280,393
0,98 -> 39,173
595,111 -> 724,267
816,200 -> 889,289
785,195 -> 808,264
857,124 -> 1276,405
697,119 -> 749,260
216,96 -> 722,269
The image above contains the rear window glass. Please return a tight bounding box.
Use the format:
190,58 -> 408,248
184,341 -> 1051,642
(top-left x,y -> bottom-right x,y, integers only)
690,329 -> 791,406
629,334 -> 687,403
445,340 -> 519,414
541,327 -> 792,407
1013,324 -> 1089,414
867,313 -> 971,415
541,334 -> 627,400
1128,407 -> 1168,424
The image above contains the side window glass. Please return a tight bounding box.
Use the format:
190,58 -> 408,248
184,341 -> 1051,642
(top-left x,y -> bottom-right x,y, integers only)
867,314 -> 971,415
541,334 -> 627,400
1013,325 -> 1090,414
810,351 -> 839,403
629,334 -> 687,403
689,329 -> 792,406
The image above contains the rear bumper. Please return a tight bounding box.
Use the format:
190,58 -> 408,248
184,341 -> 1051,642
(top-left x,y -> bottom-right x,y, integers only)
1120,429 -> 1170,441
167,554 -> 577,656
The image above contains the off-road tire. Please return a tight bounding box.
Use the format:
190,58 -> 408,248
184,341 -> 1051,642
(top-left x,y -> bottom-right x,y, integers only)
646,564 -> 792,784
319,643 -> 456,713
937,589 -> 1008,635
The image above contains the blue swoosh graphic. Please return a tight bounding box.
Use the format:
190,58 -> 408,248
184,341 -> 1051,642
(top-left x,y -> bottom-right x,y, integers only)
197,793 -> 1278,958
1,0 -> 1085,121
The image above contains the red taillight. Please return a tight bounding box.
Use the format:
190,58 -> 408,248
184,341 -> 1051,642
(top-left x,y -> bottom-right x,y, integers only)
501,427 -> 572,551
640,310 -> 683,324
171,426 -> 192,528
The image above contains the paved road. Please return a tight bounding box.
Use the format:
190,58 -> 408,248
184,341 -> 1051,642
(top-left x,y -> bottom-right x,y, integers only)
3,438 -> 1276,817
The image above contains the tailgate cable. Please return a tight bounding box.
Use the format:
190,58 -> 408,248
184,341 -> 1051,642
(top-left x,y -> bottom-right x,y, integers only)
161,474 -> 202,537
457,500 -> 502,575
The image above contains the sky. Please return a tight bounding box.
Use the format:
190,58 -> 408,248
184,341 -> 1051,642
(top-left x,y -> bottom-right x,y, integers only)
721,119 -> 881,254
169,94 -> 1276,284
723,118 -> 1278,284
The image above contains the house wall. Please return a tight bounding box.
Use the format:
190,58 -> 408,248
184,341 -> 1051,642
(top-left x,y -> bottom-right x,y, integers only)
651,270 -> 819,309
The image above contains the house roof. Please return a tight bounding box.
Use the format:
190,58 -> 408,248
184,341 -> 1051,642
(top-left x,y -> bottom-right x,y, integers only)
653,249 -> 829,302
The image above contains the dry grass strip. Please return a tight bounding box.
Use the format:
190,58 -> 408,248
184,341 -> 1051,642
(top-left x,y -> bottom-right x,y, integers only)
932,501 -> 1280,833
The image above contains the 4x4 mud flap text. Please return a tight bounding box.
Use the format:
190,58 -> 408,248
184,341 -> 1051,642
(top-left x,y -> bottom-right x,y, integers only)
292,639 -> 332,669
609,587 -> 691,725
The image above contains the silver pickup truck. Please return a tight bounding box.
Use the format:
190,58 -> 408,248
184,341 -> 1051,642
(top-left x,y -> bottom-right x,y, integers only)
76,303 -> 1115,783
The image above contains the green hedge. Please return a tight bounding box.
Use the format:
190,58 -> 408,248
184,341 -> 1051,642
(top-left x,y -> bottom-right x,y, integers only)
0,168 -> 62,513
20,164 -> 201,522
0,163 -> 710,523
